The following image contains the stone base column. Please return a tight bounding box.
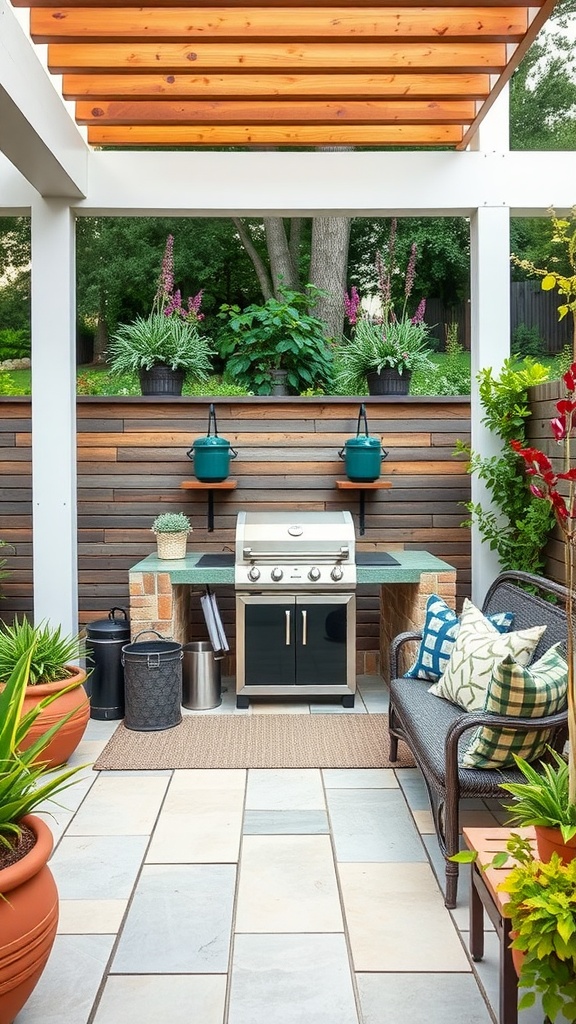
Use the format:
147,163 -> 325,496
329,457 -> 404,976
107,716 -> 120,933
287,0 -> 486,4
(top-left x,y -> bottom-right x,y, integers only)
379,571 -> 457,681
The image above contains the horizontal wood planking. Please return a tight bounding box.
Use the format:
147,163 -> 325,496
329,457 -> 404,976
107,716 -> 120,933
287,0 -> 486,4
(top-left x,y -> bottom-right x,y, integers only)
0,396 -> 472,664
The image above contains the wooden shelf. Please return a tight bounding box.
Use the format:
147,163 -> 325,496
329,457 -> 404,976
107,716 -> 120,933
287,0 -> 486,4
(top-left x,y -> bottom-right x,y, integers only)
335,478 -> 392,535
180,479 -> 237,531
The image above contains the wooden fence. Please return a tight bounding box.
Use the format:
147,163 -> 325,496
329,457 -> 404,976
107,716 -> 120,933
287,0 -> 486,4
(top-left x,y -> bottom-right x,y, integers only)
0,395 -> 472,671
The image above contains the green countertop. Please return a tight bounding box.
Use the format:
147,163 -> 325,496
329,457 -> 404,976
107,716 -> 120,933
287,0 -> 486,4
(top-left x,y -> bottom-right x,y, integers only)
130,549 -> 455,584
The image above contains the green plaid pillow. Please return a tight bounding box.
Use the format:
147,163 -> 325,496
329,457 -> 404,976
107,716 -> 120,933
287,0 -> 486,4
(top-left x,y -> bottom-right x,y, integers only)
460,642 -> 568,769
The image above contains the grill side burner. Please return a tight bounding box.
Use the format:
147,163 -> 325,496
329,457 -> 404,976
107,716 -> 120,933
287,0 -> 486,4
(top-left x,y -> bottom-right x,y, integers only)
234,511 -> 357,708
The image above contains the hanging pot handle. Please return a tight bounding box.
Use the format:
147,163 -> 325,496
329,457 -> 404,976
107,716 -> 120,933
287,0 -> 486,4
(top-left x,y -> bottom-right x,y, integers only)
380,447 -> 389,462
108,606 -> 128,622
207,402 -> 218,437
230,446 -> 239,460
338,446 -> 346,460
356,403 -> 369,438
131,629 -> 171,643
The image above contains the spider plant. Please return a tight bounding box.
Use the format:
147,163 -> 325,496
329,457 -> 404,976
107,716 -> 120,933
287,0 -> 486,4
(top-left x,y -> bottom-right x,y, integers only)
499,750 -> 576,843
0,616 -> 86,686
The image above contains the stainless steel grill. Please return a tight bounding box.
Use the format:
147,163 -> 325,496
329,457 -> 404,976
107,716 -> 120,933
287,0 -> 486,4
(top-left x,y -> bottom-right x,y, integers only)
234,510 -> 356,591
234,511 -> 357,708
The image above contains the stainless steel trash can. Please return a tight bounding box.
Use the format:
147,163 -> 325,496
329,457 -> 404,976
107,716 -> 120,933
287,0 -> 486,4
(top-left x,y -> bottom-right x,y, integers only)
182,642 -> 222,710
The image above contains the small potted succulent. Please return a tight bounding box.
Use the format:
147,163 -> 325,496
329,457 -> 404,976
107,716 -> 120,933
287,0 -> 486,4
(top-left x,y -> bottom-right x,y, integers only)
0,644 -> 85,1022
152,512 -> 192,560
0,616 -> 88,768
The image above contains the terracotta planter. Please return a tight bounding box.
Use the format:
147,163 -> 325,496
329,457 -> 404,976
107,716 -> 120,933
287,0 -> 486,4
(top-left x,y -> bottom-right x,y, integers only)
19,666 -> 89,768
535,825 -> 576,865
0,815 -> 59,1024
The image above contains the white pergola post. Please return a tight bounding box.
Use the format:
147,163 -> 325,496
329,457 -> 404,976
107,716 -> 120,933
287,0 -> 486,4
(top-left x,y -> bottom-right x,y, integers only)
468,88 -> 511,604
469,205 -> 511,604
30,198 -> 78,634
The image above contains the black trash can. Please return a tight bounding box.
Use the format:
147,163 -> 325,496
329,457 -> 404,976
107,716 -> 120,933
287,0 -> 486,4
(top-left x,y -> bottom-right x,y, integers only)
122,630 -> 183,731
86,607 -> 130,720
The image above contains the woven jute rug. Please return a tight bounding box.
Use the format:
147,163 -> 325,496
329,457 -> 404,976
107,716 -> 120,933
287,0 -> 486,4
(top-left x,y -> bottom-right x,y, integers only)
93,714 -> 414,771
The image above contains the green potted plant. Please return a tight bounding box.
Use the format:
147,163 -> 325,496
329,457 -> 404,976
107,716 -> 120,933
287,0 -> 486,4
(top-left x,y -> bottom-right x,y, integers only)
108,235 -> 214,396
0,616 -> 89,769
152,512 -> 192,560
496,833 -> 576,1023
499,751 -> 576,863
217,285 -> 333,395
0,645 -> 86,1023
335,220 -> 435,396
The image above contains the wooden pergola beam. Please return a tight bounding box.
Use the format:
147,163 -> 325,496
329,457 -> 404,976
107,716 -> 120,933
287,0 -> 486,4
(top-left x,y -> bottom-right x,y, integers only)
86,122 -> 465,143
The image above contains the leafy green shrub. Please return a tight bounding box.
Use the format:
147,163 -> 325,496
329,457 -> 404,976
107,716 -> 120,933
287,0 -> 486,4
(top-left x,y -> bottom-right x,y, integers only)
455,356 -> 554,574
185,376 -> 253,397
76,370 -> 140,395
0,370 -> 22,396
217,287 -> 333,395
512,323 -> 545,357
0,328 -> 30,361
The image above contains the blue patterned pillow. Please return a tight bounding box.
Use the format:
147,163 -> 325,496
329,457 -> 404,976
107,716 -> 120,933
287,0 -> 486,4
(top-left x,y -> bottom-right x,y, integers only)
405,595 -> 514,681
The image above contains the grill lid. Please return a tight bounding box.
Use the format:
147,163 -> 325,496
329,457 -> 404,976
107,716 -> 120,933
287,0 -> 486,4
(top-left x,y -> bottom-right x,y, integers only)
236,510 -> 355,561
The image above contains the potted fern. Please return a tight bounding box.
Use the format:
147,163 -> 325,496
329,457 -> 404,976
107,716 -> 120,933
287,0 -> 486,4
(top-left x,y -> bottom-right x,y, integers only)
109,235 -> 214,396
152,512 -> 192,560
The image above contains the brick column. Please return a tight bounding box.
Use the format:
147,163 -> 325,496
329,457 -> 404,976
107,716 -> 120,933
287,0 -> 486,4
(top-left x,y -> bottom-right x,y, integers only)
128,570 -> 190,642
379,571 -> 456,681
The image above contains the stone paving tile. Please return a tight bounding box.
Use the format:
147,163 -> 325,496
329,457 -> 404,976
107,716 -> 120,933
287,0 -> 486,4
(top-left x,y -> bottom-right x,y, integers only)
245,768 -> 324,809
236,834 -> 343,932
323,768 -> 399,789
338,862 -> 471,972
466,929 -> 545,1024
65,774 -> 169,835
58,898 -> 128,934
228,934 -> 359,1024
356,972 -> 494,1024
92,975 -> 227,1024
112,864 -> 236,973
16,935 -> 115,1024
243,808 -> 329,833
49,835 -> 149,899
327,788 -> 426,862
146,768 -> 245,862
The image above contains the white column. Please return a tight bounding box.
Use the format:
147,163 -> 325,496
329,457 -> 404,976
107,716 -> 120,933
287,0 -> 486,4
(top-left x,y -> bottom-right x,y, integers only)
31,198 -> 78,634
469,205 -> 511,604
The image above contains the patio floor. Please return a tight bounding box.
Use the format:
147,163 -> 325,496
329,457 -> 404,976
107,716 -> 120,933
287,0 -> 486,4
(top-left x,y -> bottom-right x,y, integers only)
21,676 -> 545,1024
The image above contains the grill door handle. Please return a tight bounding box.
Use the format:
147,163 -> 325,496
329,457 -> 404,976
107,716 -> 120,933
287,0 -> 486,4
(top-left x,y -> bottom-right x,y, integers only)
285,609 -> 291,645
301,609 -> 307,645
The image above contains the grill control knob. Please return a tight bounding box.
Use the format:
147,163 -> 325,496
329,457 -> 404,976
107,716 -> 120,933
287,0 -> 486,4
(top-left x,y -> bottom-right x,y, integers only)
248,566 -> 261,581
331,566 -> 344,582
271,567 -> 284,582
308,566 -> 321,582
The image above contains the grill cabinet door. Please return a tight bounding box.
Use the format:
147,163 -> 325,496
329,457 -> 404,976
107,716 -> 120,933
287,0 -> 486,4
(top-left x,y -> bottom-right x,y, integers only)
242,597 -> 296,686
295,595 -> 353,686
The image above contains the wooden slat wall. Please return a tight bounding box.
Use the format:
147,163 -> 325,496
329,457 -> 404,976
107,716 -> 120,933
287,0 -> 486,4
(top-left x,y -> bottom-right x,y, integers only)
0,395 -> 472,664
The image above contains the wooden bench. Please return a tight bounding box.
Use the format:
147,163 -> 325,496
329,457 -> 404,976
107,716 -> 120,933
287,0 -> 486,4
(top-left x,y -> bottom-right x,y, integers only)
463,826 -> 537,1024
387,570 -> 569,908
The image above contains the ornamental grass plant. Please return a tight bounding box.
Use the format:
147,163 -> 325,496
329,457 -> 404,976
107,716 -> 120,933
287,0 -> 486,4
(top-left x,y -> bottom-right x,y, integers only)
0,617 -> 86,686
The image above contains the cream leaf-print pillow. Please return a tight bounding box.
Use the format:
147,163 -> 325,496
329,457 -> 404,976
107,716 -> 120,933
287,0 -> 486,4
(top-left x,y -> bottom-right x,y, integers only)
428,598 -> 546,711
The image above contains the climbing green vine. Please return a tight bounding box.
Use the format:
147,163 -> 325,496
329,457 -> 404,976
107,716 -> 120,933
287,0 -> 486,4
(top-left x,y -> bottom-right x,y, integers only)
455,357 -> 555,574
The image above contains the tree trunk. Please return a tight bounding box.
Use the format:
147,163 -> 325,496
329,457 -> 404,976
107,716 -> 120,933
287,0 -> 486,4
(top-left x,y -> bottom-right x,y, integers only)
264,218 -> 299,294
232,218 -> 273,301
309,217 -> 351,341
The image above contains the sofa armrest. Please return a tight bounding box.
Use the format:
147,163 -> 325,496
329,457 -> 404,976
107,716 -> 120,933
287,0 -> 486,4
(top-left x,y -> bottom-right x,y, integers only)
444,708 -> 568,782
389,631 -> 423,680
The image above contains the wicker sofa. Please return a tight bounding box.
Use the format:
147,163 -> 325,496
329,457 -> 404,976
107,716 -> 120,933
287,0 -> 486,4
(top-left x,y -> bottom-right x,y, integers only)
387,570 -> 569,909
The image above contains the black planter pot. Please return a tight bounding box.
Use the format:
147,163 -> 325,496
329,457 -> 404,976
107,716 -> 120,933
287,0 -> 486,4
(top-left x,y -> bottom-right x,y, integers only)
270,369 -> 289,396
366,368 -> 411,395
139,365 -> 185,396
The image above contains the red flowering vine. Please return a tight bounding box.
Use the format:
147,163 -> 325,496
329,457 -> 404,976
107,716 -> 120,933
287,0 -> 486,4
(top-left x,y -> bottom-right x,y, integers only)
511,363 -> 576,803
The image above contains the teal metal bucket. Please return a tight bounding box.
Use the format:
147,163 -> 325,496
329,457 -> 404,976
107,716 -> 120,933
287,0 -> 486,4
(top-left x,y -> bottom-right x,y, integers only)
339,404 -> 388,482
186,403 -> 238,482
